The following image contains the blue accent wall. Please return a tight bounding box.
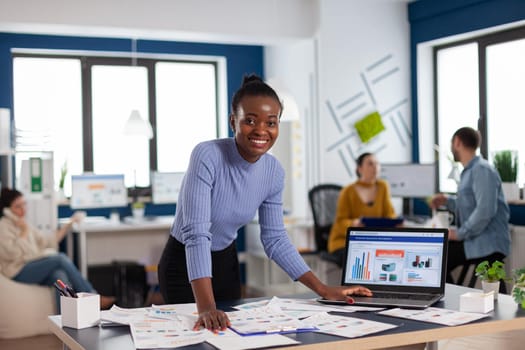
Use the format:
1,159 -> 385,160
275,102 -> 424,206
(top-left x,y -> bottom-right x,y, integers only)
407,0 -> 525,162
0,32 -> 263,221
0,32 -> 264,115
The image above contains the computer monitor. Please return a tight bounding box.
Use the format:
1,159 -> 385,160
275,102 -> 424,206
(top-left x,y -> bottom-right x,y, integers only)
151,171 -> 184,204
70,174 -> 128,209
380,163 -> 436,198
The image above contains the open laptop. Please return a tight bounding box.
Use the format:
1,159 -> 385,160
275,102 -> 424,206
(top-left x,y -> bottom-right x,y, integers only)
327,226 -> 448,309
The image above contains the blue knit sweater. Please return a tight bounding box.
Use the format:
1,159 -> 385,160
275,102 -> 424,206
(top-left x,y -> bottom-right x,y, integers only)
170,138 -> 310,281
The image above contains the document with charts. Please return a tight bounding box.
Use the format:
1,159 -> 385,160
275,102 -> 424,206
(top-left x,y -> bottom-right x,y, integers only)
227,305 -> 317,335
302,312 -> 399,338
378,307 -> 489,326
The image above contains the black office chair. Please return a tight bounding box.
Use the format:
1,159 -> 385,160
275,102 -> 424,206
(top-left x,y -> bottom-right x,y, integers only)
308,184 -> 342,255
307,184 -> 343,284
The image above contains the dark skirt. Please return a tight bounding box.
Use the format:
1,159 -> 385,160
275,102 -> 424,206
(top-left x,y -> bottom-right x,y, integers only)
158,235 -> 241,304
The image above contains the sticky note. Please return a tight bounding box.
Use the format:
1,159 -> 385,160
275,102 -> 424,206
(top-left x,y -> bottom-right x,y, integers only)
354,111 -> 385,143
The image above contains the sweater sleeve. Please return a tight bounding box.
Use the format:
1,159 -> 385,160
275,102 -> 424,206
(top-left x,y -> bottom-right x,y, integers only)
258,164 -> 309,280
178,144 -> 214,281
0,219 -> 40,277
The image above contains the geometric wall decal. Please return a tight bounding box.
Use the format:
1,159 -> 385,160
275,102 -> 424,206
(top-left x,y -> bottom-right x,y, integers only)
324,53 -> 410,179
354,111 -> 385,143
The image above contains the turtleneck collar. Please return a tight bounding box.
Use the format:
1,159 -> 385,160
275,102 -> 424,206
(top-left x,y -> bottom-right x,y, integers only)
228,137 -> 260,171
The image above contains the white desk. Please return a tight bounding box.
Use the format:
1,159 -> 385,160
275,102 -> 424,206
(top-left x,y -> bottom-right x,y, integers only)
66,216 -> 173,278
47,284 -> 525,350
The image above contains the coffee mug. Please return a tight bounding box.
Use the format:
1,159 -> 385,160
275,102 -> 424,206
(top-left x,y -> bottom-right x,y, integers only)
434,211 -> 452,228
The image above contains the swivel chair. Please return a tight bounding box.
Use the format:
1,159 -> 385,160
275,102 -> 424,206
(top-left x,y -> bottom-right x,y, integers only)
307,184 -> 343,284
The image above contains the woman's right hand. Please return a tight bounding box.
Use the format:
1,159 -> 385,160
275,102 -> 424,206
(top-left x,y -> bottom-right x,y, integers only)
193,307 -> 231,333
15,218 -> 29,237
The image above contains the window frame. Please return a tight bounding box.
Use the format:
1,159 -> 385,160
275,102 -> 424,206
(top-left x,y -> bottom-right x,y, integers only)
433,25 -> 525,192
12,50 -> 223,189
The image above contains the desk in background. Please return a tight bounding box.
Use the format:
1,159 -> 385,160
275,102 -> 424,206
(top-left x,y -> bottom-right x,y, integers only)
65,216 -> 173,278
48,284 -> 525,350
244,218 -> 316,296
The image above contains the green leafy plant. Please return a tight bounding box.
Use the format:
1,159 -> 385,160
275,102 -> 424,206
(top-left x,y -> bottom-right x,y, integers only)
493,150 -> 518,182
59,161 -> 68,190
475,260 -> 508,283
512,267 -> 525,309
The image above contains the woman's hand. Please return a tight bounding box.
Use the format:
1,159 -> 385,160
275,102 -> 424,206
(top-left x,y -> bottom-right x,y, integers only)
193,307 -> 230,333
70,211 -> 86,225
320,285 -> 372,303
351,218 -> 363,227
15,218 -> 29,238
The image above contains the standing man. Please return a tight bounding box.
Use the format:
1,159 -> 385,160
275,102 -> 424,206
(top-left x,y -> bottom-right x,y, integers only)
431,127 -> 510,285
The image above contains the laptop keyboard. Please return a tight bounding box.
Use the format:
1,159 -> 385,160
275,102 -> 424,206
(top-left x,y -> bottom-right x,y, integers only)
370,292 -> 436,301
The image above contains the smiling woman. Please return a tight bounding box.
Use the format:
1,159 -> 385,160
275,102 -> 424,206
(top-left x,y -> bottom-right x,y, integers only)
229,89 -> 282,162
158,74 -> 373,335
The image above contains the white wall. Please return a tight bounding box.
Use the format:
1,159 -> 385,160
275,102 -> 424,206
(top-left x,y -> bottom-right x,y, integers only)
265,1 -> 411,218
264,40 -> 317,218
317,0 -> 411,186
2,0 -> 412,218
0,0 -> 317,45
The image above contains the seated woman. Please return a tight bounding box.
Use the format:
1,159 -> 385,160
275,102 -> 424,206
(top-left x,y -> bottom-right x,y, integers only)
327,153 -> 397,267
0,187 -> 114,310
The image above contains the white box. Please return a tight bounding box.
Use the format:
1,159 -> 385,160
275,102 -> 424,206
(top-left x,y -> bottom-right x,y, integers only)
60,293 -> 100,329
459,292 -> 494,313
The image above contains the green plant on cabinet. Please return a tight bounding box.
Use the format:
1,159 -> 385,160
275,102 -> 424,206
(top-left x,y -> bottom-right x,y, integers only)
475,260 -> 507,283
493,150 -> 518,182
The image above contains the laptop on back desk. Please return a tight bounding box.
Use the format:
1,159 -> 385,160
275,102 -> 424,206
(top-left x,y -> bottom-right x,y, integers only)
341,226 -> 448,309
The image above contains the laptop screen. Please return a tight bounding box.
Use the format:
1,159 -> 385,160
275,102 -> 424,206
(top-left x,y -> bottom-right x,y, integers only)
342,227 -> 448,291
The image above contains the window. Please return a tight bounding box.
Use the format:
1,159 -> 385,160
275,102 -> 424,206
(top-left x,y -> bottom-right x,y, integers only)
434,26 -> 525,192
155,62 -> 218,172
13,53 -> 224,196
435,43 -> 479,193
91,65 -> 149,187
13,57 -> 83,194
486,37 -> 525,185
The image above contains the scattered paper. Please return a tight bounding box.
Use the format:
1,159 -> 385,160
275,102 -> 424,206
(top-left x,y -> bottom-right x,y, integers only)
130,319 -> 217,349
206,333 -> 299,350
100,305 -> 150,325
303,312 -> 399,338
233,296 -> 383,318
378,307 -> 489,326
227,305 -> 317,335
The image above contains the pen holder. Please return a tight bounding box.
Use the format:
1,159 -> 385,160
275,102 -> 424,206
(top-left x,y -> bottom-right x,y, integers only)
60,292 -> 100,329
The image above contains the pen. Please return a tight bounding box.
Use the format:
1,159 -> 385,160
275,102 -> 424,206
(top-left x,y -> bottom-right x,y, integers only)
54,282 -> 69,297
56,279 -> 75,298
66,285 -> 78,298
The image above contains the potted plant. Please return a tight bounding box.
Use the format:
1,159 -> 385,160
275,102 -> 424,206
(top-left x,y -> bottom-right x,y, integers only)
493,150 -> 519,201
131,200 -> 145,219
475,260 -> 508,300
55,160 -> 68,202
512,267 -> 525,309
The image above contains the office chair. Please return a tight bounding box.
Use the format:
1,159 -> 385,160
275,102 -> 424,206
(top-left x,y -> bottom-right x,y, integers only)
308,184 -> 343,253
307,184 -> 343,284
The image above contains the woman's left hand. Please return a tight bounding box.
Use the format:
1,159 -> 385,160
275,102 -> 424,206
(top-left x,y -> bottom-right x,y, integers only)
321,285 -> 372,303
